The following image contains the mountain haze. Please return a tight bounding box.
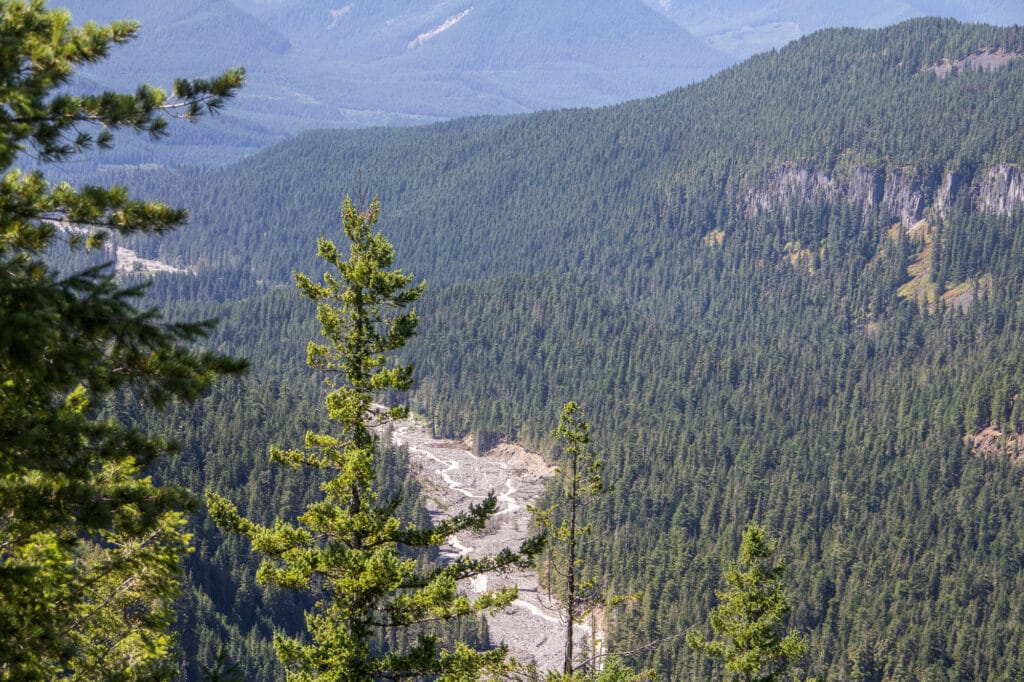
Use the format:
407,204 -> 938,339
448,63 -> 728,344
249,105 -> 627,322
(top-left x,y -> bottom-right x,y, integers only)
57,0 -> 1024,167
644,0 -> 1024,58
60,0 -> 728,165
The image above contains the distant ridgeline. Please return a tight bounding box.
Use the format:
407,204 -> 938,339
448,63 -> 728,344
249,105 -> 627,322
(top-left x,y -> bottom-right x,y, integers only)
56,0 -> 730,168
119,18 -> 1024,679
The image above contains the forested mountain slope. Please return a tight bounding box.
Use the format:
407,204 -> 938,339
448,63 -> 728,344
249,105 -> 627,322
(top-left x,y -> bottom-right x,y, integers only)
115,18 -> 1024,678
128,19 -> 1024,287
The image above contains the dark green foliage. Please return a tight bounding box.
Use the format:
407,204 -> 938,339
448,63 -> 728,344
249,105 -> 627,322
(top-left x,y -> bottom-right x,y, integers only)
0,1 -> 245,678
97,17 -> 1024,680
201,646 -> 242,682
535,402 -> 607,676
207,198 -> 540,680
687,522 -> 806,680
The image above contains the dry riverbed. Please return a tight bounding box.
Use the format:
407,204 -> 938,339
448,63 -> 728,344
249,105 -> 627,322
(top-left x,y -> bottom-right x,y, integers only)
385,417 -> 603,672
51,220 -> 190,276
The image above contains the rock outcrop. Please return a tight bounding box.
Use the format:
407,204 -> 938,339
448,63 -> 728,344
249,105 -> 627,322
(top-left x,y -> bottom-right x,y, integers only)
881,168 -> 926,226
965,425 -> 1024,464
934,171 -> 964,216
744,164 -> 836,217
974,164 -> 1024,216
744,162 -> 1023,226
925,50 -> 1022,79
847,166 -> 884,211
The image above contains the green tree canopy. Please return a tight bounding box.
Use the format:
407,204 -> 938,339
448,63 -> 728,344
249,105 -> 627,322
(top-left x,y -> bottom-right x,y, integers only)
534,401 -> 607,676
208,197 -> 543,681
0,1 -> 245,678
687,522 -> 807,681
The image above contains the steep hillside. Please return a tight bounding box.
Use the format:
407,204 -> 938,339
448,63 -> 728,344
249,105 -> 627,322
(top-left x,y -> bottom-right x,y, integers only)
123,19 -> 1024,289
101,18 -> 1024,679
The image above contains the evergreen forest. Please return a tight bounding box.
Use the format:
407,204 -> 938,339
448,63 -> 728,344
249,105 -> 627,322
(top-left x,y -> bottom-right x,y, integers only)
18,12 -> 1024,680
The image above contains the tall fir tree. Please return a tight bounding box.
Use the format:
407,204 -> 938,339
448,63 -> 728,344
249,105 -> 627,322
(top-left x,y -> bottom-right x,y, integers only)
0,0 -> 245,678
207,197 -> 542,681
535,402 -> 607,677
687,522 -> 807,681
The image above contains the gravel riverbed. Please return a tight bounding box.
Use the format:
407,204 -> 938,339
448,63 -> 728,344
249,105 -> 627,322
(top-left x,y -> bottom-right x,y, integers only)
386,418 -> 603,673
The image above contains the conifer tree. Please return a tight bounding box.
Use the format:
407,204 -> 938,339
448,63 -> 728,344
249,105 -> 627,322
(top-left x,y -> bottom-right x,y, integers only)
536,404 -> 652,682
687,522 -> 807,681
535,402 -> 607,677
0,1 -> 245,678
207,197 -> 542,681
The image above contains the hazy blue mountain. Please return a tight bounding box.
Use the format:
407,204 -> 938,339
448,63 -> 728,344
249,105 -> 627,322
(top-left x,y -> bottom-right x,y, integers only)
51,0 -> 1024,169
643,0 -> 1024,58
58,0 -> 728,166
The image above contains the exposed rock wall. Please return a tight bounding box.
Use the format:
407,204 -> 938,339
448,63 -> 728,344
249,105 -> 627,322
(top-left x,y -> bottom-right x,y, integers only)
743,162 -> 1023,226
847,166 -> 884,211
744,164 -> 836,217
975,164 -> 1024,216
881,169 -> 926,226
926,50 -> 1022,79
934,171 -> 963,216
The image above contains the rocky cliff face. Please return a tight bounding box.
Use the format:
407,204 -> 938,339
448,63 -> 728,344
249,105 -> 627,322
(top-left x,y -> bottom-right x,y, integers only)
926,50 -> 1022,79
934,170 -> 963,215
847,166 -> 885,211
744,164 -> 837,216
881,169 -> 926,226
975,164 -> 1024,216
744,162 -> 1023,226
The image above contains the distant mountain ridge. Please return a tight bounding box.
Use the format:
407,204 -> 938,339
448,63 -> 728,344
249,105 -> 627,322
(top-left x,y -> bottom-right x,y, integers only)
59,0 -> 728,165
643,0 -> 1024,57
124,18 -> 1024,286
55,1 -> 1024,167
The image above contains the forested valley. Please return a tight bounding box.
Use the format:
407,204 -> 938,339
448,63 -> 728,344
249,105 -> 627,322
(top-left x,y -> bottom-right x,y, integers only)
14,12 -> 1024,680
